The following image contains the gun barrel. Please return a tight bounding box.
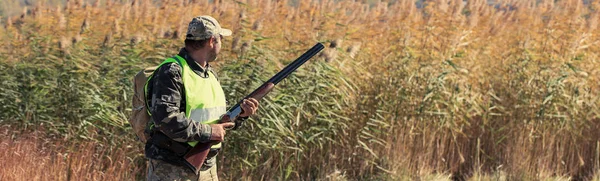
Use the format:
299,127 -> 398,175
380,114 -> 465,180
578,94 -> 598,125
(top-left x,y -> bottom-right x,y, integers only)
243,43 -> 324,99
226,42 -> 324,128
267,43 -> 325,85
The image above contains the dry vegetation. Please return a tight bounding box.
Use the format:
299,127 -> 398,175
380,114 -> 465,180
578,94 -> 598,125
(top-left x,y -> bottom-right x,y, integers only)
0,0 -> 599,180
0,125 -> 142,181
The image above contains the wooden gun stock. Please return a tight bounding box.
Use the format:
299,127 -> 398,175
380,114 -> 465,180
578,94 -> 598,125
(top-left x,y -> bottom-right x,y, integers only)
183,43 -> 325,174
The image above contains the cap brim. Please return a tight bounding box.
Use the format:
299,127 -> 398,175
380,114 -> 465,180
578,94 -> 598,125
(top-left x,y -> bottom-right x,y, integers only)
220,28 -> 232,36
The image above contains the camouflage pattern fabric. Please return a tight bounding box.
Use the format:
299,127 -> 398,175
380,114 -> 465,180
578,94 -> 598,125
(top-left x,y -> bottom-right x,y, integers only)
147,159 -> 218,181
186,15 -> 232,40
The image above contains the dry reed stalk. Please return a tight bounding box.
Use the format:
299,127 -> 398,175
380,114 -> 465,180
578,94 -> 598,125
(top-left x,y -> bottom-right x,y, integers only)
79,18 -> 89,34
65,0 -> 72,12
106,0 -> 114,7
92,0 -> 100,8
252,18 -> 263,31
77,0 -> 84,7
113,18 -> 120,34
122,3 -> 131,22
240,40 -> 252,55
151,7 -> 160,25
57,12 -> 66,29
120,24 -> 130,40
197,0 -> 209,7
5,18 -> 12,29
58,36 -> 71,55
59,36 -> 71,49
346,43 -> 361,59
102,31 -> 113,47
172,17 -> 186,40
321,48 -> 338,63
231,36 -> 241,51
131,0 -> 140,23
139,0 -> 151,24
19,7 -> 28,20
131,33 -> 146,44
30,6 -> 39,20
72,34 -> 82,44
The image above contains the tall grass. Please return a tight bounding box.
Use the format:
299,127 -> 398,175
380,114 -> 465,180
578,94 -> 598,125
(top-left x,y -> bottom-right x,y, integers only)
0,125 -> 144,180
0,0 -> 599,180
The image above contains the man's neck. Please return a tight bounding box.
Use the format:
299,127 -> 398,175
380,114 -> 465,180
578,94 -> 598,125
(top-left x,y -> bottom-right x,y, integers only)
186,47 -> 208,68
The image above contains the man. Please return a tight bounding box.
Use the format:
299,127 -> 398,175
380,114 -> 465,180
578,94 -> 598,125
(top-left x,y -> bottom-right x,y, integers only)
144,15 -> 261,181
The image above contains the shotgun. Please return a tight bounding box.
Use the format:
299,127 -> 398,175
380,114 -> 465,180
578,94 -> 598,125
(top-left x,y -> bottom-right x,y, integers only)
183,42 -> 325,174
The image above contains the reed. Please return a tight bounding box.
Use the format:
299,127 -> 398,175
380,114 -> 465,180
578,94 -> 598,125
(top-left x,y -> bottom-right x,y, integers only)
0,0 -> 599,180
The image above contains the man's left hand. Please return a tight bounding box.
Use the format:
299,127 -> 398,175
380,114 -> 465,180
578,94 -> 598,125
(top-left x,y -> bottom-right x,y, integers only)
239,98 -> 259,117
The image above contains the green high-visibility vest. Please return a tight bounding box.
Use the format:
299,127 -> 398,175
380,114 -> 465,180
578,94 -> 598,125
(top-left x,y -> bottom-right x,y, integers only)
145,55 -> 226,148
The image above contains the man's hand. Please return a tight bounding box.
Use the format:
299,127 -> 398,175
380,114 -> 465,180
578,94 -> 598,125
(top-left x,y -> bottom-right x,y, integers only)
209,121 -> 235,142
239,98 -> 260,117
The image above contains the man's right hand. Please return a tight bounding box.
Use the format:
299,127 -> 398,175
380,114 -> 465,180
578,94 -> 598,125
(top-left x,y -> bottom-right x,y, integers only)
209,122 -> 235,142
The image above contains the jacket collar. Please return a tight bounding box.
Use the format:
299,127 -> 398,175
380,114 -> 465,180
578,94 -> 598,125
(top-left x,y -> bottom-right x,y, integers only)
178,48 -> 211,78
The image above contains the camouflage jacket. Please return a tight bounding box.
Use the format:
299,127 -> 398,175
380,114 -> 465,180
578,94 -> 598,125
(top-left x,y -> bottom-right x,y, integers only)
144,48 -> 222,168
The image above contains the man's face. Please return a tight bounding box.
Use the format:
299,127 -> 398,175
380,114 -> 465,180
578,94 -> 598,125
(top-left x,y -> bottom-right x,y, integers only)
208,35 -> 223,62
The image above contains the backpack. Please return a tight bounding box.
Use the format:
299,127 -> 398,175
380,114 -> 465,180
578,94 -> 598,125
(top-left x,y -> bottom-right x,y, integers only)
128,66 -> 158,143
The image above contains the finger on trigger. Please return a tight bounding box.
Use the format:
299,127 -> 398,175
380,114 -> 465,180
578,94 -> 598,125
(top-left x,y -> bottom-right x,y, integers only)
224,122 -> 235,129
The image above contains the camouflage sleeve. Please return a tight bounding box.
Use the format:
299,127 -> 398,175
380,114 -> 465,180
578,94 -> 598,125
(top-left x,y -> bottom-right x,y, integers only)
149,62 -> 213,143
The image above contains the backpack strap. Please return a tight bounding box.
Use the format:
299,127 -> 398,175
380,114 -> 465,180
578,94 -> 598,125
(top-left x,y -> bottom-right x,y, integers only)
144,56 -> 184,116
144,56 -> 184,134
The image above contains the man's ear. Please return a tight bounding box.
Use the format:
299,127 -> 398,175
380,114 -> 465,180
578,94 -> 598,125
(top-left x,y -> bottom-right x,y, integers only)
208,36 -> 216,48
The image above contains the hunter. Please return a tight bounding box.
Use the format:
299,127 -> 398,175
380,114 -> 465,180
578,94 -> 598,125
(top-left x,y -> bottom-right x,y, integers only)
144,15 -> 261,181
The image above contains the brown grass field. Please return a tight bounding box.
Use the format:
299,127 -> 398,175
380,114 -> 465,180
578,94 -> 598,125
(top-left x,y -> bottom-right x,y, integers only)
1,0 -> 600,180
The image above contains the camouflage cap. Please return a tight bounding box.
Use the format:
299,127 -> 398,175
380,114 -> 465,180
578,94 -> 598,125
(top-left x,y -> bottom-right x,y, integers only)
186,15 -> 232,40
